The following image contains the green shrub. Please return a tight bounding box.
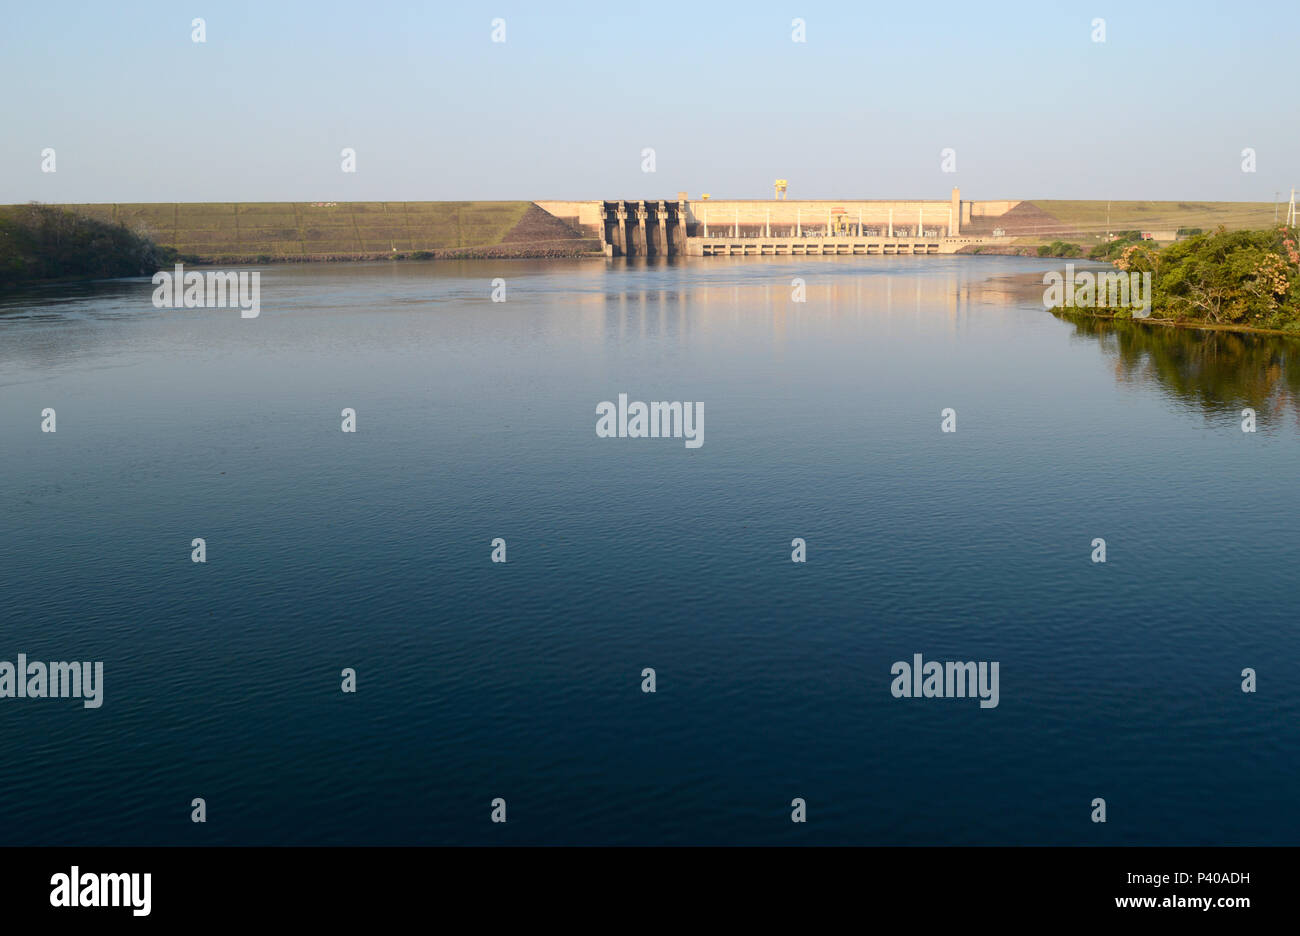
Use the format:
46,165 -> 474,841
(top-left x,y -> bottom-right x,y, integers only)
1039,240 -> 1083,258
0,203 -> 172,284
1073,226 -> 1300,329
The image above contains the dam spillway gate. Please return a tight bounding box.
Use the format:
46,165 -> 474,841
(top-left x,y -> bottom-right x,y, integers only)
600,200 -> 689,257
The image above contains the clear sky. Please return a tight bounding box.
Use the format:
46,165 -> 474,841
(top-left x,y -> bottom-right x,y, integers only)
3,0 -> 1297,203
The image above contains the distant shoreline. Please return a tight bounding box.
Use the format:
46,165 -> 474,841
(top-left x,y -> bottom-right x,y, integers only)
178,242 -> 607,264
4,198 -> 1280,269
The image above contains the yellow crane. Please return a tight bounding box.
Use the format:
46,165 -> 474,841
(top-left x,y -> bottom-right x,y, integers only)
774,179 -> 788,200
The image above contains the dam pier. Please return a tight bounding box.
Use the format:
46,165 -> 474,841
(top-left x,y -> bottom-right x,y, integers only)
536,189 -> 1020,258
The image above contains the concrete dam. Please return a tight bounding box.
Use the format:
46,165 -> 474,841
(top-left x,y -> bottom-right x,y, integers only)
536,189 -> 1020,257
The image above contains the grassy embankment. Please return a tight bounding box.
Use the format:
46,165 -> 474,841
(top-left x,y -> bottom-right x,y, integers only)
1018,200 -> 1278,255
1,201 -> 599,275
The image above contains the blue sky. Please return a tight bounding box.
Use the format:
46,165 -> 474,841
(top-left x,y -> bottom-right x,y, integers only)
3,0 -> 1297,203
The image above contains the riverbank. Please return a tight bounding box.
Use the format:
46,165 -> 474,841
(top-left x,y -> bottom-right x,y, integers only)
1052,307 -> 1300,338
979,262 -> 1300,339
958,245 -> 1041,257
1039,226 -> 1300,337
165,241 -> 604,265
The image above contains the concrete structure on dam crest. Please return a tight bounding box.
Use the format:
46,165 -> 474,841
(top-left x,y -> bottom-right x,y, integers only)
536,189 -> 1020,257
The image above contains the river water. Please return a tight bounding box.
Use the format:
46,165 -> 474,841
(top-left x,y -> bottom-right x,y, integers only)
1,256 -> 1296,844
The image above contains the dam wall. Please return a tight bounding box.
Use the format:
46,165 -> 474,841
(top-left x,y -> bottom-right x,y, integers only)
535,193 -> 1020,256
533,200 -> 605,238
688,200 -> 959,237
690,234 -> 992,256
971,200 -> 1020,218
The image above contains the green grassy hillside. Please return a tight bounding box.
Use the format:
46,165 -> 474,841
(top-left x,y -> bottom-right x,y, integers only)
1030,200 -> 1279,236
44,201 -> 534,260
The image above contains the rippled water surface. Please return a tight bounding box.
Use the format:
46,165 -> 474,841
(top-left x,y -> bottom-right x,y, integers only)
1,256 -> 1297,844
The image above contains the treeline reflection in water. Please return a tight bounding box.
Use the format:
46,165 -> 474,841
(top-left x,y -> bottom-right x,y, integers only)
1056,310 -> 1300,426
